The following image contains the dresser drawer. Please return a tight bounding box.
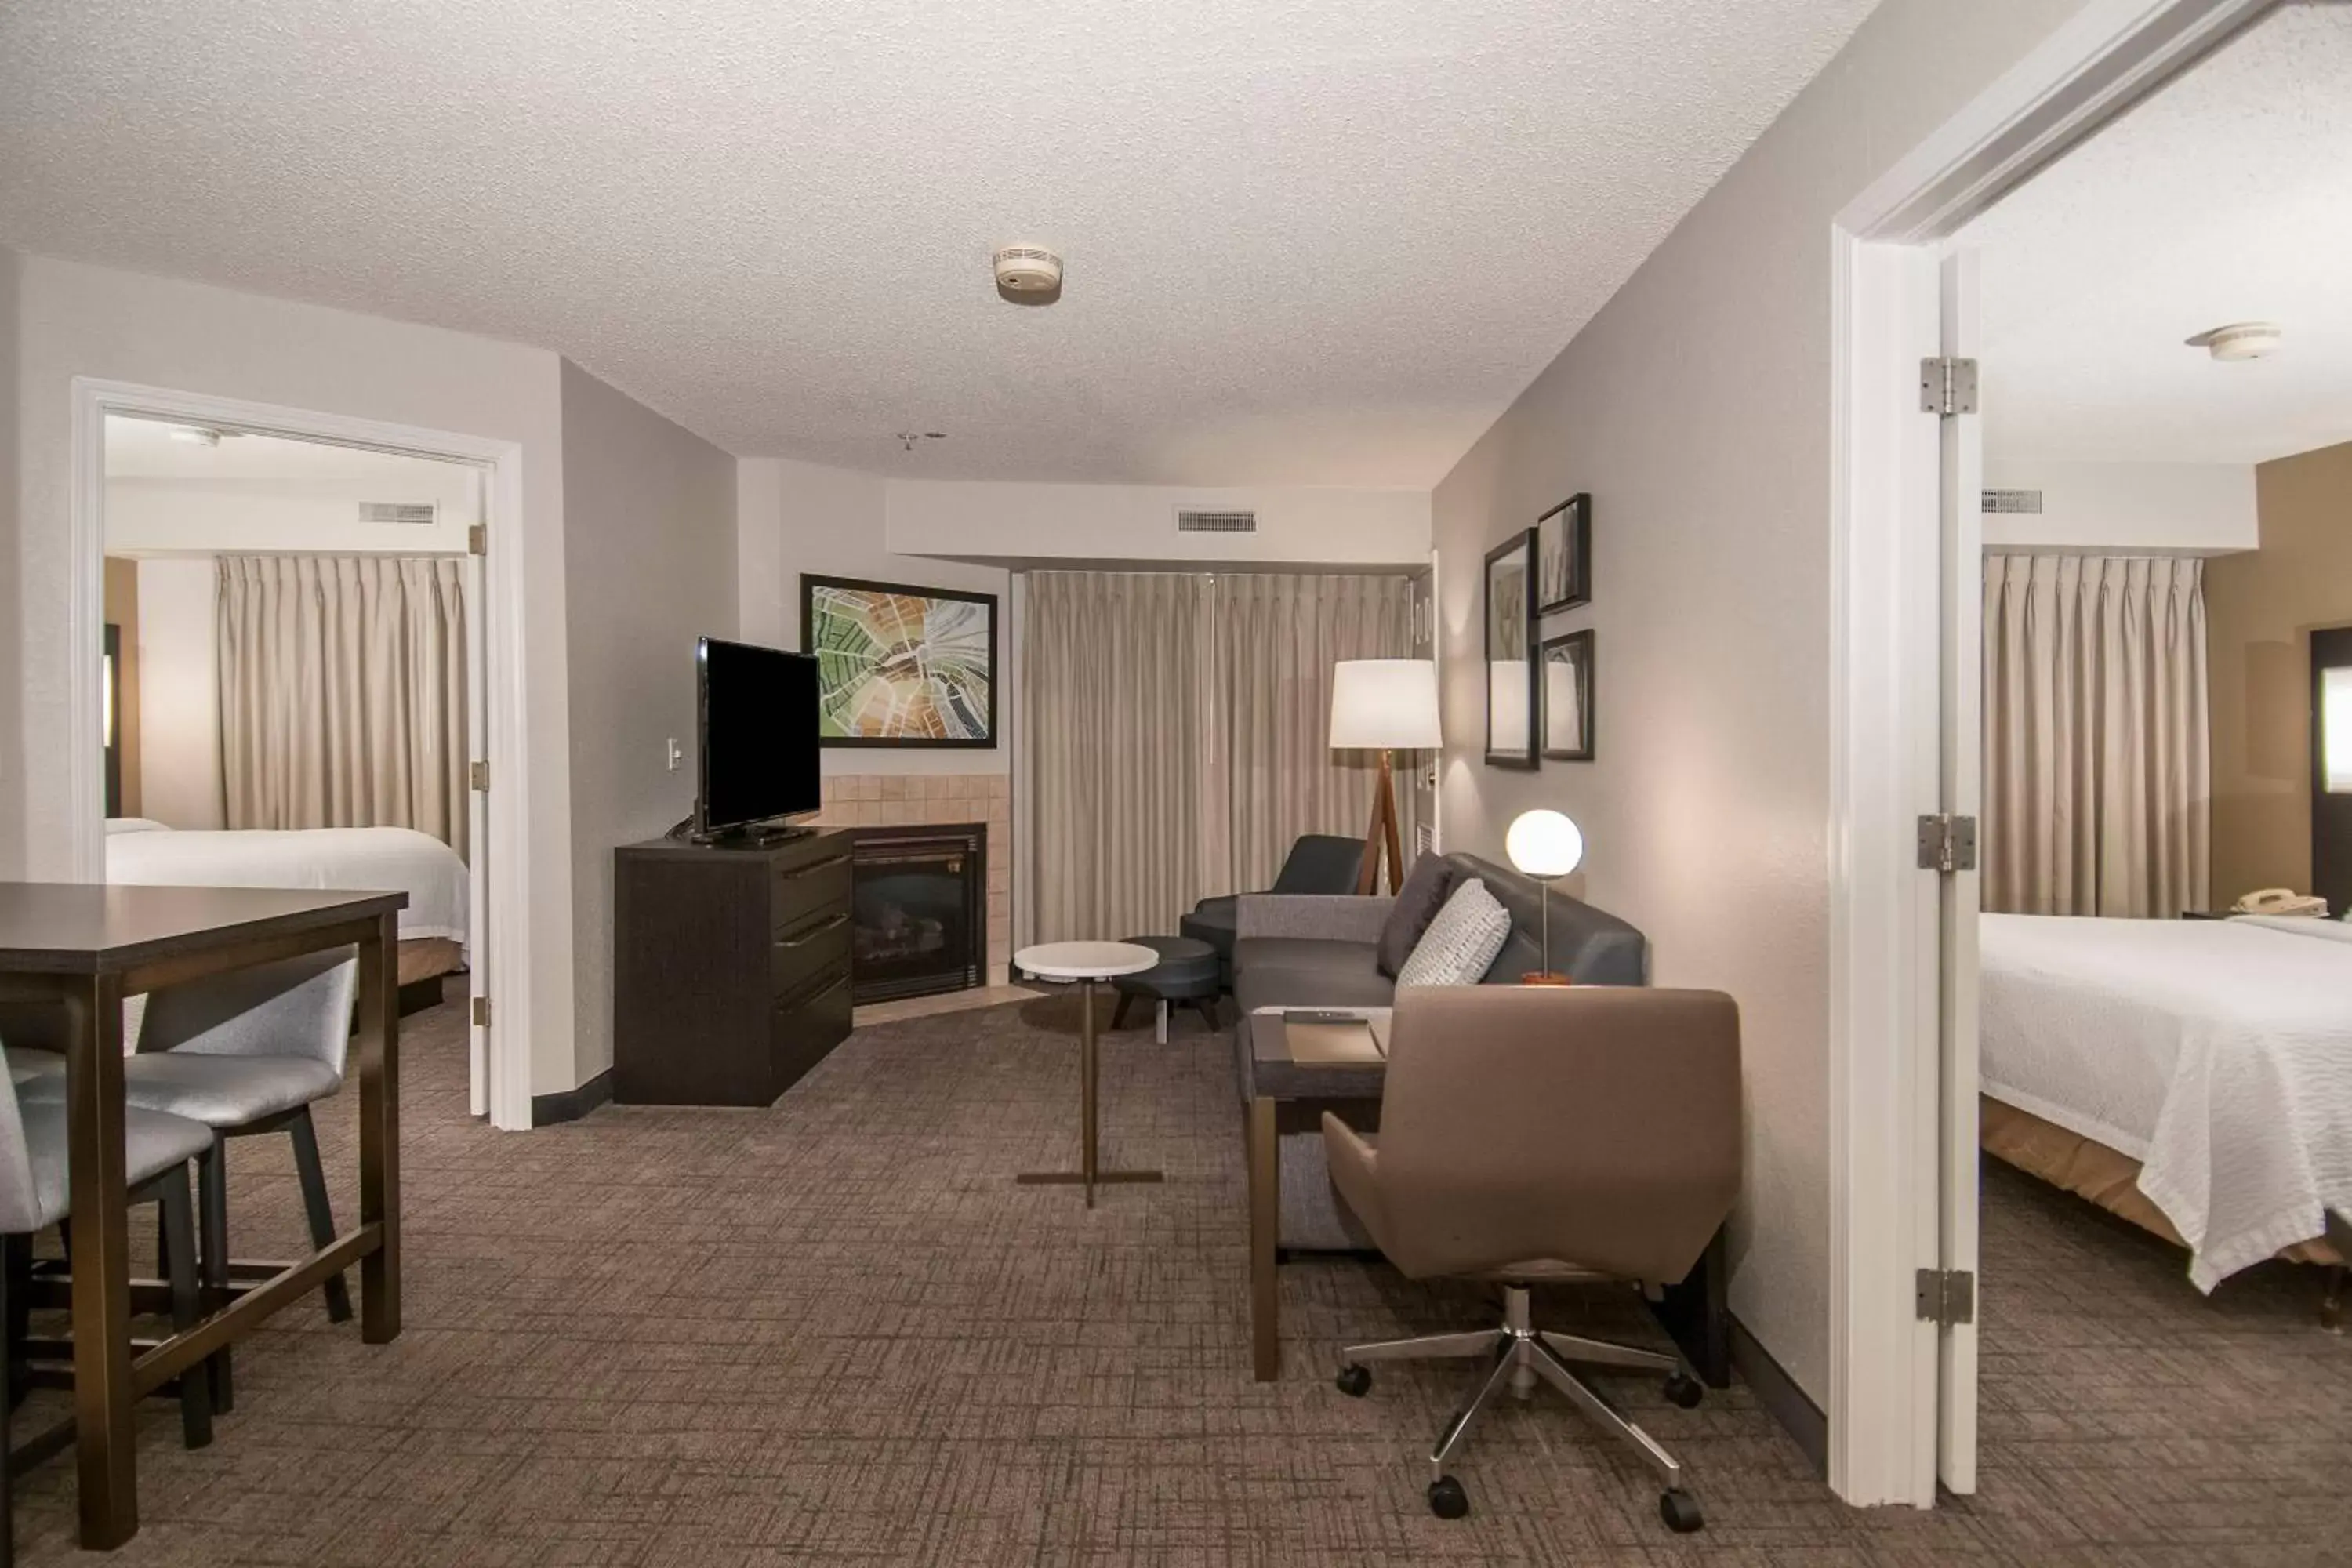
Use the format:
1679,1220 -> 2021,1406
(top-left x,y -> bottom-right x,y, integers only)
771,848 -> 851,935
771,911 -> 850,1000
771,964 -> 853,1091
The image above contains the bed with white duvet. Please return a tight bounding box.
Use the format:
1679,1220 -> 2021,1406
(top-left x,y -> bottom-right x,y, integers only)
1979,912 -> 2352,1289
106,819 -> 469,953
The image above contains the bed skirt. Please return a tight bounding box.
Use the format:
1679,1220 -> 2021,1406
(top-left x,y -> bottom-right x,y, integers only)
1981,1095 -> 2342,1269
398,937 -> 464,989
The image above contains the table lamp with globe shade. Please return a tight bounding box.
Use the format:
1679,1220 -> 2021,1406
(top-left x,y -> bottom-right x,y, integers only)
1505,808 -> 1584,985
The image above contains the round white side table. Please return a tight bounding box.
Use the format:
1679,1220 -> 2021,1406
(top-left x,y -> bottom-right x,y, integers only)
1014,941 -> 1162,1206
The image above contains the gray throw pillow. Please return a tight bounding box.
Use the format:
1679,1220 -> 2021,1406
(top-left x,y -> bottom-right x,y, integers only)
1396,877 -> 1512,989
1376,854 -> 1457,978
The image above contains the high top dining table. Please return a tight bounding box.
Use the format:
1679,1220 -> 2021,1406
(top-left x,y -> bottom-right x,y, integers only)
0,882 -> 405,1550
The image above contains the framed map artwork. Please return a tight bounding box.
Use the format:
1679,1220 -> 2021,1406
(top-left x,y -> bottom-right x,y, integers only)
799,575 -> 998,748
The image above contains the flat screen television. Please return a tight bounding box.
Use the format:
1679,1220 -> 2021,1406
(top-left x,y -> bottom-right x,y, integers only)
696,637 -> 822,838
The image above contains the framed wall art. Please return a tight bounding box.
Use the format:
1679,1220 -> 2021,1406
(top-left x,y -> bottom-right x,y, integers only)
1484,531 -> 1538,769
800,574 -> 998,748
1541,627 -> 1595,762
1535,492 -> 1591,614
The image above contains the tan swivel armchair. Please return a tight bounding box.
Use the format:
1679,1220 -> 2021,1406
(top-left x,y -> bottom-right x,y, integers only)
1323,985 -> 1740,1532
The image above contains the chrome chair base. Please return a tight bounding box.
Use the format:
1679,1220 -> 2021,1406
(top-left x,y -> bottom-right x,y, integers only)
1336,1285 -> 1707,1531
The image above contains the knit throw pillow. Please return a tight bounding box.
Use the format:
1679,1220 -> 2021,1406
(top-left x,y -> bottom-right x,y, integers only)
1396,877 -> 1512,989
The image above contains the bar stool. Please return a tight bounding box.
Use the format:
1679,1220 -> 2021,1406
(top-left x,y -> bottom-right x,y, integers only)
0,1045 -> 214,1566
17,949 -> 358,1415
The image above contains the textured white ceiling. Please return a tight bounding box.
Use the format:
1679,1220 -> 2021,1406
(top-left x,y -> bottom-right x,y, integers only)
104,414 -> 471,484
1967,2 -> 2352,467
2,0 -> 1879,484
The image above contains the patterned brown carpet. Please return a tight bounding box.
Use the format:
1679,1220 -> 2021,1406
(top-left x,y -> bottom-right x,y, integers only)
10,996 -> 2349,1566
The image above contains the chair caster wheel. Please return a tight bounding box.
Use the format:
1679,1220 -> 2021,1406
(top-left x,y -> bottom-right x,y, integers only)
1428,1475 -> 1470,1519
1659,1488 -> 1704,1533
1664,1372 -> 1704,1409
1335,1363 -> 1372,1398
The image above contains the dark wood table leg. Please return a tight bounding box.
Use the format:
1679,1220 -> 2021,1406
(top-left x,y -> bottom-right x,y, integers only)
357,912 -> 401,1344
1249,1094 -> 1279,1381
64,973 -> 136,1547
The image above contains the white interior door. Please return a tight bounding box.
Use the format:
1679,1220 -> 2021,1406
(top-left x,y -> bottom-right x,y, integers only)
464,474 -> 491,1119
1935,245 -> 1984,1495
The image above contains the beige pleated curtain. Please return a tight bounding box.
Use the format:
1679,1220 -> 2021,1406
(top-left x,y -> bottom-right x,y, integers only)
1980,554 -> 2208,917
1022,572 -> 1417,943
216,555 -> 470,858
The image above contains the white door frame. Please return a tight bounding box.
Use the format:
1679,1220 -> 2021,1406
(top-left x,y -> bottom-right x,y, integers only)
1825,0 -> 2272,1508
67,377 -> 538,1132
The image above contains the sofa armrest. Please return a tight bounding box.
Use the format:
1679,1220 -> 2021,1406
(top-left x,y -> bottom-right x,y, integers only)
1237,893 -> 1394,944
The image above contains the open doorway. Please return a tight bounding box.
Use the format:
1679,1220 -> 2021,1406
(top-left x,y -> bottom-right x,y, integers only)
1955,0 -> 2352,1490
68,382 -> 535,1131
1830,0 -> 2349,1511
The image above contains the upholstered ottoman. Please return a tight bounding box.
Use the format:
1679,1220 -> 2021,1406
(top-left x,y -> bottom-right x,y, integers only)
1109,935 -> 1222,1040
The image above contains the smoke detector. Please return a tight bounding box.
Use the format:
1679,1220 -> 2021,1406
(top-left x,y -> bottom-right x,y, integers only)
993,246 -> 1064,303
2186,322 -> 2282,361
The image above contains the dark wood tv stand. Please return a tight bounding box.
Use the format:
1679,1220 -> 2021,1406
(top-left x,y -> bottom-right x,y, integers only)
613,829 -> 852,1106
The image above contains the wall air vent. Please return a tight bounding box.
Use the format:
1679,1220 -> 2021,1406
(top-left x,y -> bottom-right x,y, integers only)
359,501 -> 438,527
1981,488 -> 2043,515
1176,508 -> 1258,534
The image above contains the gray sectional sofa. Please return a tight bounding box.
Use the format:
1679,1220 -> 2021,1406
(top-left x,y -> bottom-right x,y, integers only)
1232,851 -> 1647,1250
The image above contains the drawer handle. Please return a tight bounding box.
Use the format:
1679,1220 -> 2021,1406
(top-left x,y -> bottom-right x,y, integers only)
777,913 -> 848,949
779,855 -> 850,880
779,971 -> 849,1012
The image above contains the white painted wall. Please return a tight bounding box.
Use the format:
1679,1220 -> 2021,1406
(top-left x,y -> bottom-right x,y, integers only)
9,253 -> 582,1098
1980,459 -> 2256,554
557,359 -> 739,1089
131,557 -> 221,829
886,479 -> 1428,568
1429,0 -> 2085,1404
106,471 -> 479,556
739,456 -> 1014,777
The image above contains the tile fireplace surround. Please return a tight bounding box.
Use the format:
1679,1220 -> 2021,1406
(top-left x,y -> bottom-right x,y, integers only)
807,774 -> 1011,985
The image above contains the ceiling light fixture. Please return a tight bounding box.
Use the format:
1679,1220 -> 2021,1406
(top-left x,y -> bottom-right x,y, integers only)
993,246 -> 1064,305
2186,322 -> 2282,361
168,426 -> 224,447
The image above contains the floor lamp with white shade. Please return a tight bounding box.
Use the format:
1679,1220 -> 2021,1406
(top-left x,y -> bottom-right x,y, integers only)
1330,659 -> 1441,895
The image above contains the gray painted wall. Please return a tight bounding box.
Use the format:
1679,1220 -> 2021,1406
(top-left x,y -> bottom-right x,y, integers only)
559,358 -> 740,1089
0,248 -> 20,871
1431,0 -> 2082,1401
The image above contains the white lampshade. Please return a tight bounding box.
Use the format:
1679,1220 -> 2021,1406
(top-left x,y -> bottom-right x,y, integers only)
1506,808 -> 1584,879
1329,659 -> 1441,750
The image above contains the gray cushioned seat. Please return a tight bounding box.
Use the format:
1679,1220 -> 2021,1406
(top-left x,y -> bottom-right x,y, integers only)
1232,937 -> 1396,1018
9,1050 -> 62,1089
9,1102 -> 216,1232
17,1053 -> 339,1127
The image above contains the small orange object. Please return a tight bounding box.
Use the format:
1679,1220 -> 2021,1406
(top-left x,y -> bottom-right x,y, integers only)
1519,972 -> 1572,986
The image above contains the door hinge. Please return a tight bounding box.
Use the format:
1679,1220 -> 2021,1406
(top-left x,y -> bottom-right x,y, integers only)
469,760 -> 490,792
471,995 -> 492,1029
1916,1267 -> 1976,1327
468,523 -> 488,556
1917,813 -> 1977,873
1919,356 -> 1979,416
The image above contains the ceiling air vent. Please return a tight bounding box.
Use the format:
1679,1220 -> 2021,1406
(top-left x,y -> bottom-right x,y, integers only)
1981,488 -> 2043,515
359,501 -> 437,527
1176,507 -> 1258,535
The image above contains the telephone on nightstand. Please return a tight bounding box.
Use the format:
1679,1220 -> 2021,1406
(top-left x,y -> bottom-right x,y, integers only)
2233,888 -> 2330,918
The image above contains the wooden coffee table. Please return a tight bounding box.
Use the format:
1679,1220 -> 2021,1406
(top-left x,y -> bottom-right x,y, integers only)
1245,1007 -> 1389,1381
